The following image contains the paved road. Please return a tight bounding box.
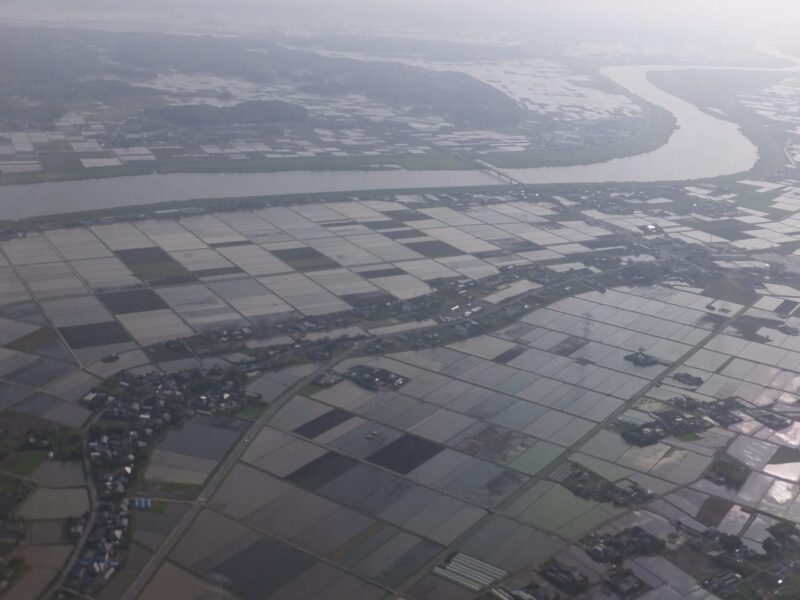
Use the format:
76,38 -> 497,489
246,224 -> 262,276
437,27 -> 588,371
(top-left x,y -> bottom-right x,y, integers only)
119,346 -> 359,600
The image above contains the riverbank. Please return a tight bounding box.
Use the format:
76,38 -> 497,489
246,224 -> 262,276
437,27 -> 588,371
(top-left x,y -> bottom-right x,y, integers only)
0,152 -> 473,186
502,65 -> 760,184
483,98 -> 676,169
0,169 -> 502,221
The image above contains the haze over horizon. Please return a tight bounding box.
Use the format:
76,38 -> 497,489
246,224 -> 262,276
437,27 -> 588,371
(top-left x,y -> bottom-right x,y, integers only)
3,0 -> 800,47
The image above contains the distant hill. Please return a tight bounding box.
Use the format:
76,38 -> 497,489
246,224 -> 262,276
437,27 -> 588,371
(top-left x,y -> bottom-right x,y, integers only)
144,100 -> 309,128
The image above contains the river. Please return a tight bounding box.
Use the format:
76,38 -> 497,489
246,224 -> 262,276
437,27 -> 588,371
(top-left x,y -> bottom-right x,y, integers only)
503,65 -> 760,184
0,170 -> 499,220
0,64 -> 772,220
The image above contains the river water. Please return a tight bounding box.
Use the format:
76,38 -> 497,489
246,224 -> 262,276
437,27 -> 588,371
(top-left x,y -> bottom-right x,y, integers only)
0,64 -> 770,220
0,170 -> 498,220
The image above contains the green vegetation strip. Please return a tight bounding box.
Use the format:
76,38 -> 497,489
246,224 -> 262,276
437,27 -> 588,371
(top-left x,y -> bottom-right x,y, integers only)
0,152 -> 472,186
236,403 -> 268,422
1,450 -> 48,477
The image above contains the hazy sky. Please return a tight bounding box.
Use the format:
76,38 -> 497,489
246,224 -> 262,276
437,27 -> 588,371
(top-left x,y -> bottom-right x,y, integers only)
3,0 -> 800,44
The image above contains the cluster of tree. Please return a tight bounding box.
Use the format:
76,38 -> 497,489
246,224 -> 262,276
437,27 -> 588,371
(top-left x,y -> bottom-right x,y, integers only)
144,100 -> 308,128
0,28 -> 161,128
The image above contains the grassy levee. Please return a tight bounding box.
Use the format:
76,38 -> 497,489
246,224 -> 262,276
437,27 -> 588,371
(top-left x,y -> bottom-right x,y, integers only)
0,152 -> 473,186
